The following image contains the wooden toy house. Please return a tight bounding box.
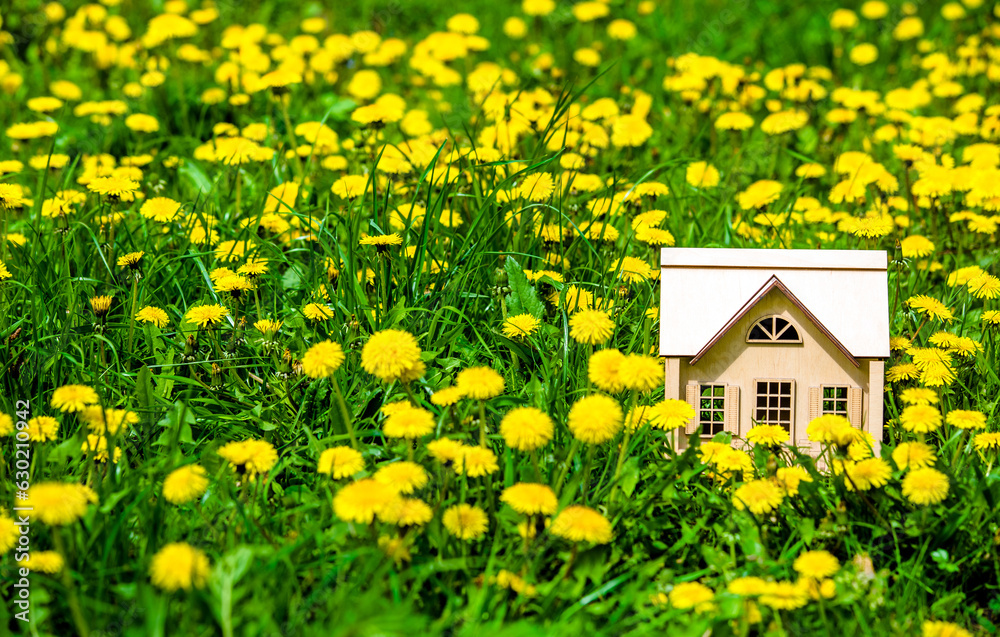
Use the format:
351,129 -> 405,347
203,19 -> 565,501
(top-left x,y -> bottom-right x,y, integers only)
659,248 -> 890,453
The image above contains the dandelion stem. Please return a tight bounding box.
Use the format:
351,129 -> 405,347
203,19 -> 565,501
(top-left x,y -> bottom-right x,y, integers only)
279,98 -> 305,182
479,400 -> 487,447
403,382 -> 420,407
53,530 -> 90,637
581,445 -> 596,504
553,438 -> 580,494
530,449 -> 541,482
951,429 -> 968,473
126,276 -> 139,354
610,391 -> 639,504
234,170 -> 242,215
909,307 -> 930,343
331,376 -> 358,450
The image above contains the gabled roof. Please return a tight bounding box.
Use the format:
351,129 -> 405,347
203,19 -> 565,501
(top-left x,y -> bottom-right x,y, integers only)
658,248 -> 890,360
689,275 -> 859,367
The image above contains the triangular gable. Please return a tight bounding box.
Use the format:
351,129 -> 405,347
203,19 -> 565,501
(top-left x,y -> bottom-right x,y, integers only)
689,275 -> 860,368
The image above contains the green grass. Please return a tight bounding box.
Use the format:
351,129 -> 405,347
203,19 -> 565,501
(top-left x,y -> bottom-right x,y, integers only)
1,0 -> 1000,635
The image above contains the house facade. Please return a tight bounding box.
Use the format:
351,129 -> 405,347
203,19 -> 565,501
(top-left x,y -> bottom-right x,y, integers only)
659,248 -> 890,453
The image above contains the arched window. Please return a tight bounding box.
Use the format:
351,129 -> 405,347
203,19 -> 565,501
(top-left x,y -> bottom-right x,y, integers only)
747,315 -> 801,343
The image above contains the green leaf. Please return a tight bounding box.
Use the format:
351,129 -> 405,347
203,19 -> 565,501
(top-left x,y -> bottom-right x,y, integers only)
281,265 -> 305,291
154,350 -> 175,401
99,489 -> 133,514
796,126 -> 819,155
799,517 -> 815,544
136,365 -> 155,426
620,456 -> 640,497
504,256 -> 544,319
319,96 -> 358,121
154,401 -> 196,447
209,546 -> 258,637
179,160 -> 213,194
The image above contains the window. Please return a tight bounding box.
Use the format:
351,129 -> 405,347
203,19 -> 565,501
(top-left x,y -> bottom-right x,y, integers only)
747,315 -> 801,343
821,386 -> 849,416
808,385 -> 861,428
754,380 -> 794,431
685,383 -> 740,438
698,384 -> 726,436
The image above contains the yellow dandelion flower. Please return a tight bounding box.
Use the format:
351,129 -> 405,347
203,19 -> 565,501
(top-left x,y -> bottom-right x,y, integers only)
150,543 -> 210,592
550,505 -> 613,544
318,446 -> 365,479
185,304 -> 229,328
732,479 -> 784,515
902,467 -> 949,506
442,503 -> 488,540
892,441 -> 936,470
301,340 -> 345,378
50,384 -> 98,412
501,313 -> 541,340
500,483 -> 558,515
163,465 -> 209,505
136,306 -> 169,327
361,329 -> 423,383
567,394 -> 623,444
499,406 -> 554,451
455,366 -> 505,399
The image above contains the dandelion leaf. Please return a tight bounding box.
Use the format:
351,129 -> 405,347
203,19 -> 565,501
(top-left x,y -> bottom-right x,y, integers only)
504,256 -> 544,319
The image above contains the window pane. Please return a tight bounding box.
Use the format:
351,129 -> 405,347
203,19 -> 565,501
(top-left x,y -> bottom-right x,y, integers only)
757,396 -> 768,408
780,396 -> 790,408
770,382 -> 779,394
714,386 -> 725,397
823,387 -> 835,399
748,325 -> 768,340
757,381 -> 767,393
780,382 -> 791,394
701,386 -> 712,397
836,387 -> 847,399
701,399 -> 712,410
777,326 -> 799,341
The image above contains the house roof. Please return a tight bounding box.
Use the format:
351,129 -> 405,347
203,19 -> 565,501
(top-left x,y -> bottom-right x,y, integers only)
659,248 -> 890,360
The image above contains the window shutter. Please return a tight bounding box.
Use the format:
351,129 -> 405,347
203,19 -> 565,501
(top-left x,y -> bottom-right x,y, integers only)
848,386 -> 863,429
797,387 -> 821,455
808,387 -> 821,421
685,383 -> 699,434
724,385 -> 740,436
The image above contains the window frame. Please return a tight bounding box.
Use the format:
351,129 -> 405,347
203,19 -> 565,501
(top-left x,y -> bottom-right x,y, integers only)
753,378 -> 796,432
820,385 -> 849,417
697,383 -> 727,437
746,315 -> 803,344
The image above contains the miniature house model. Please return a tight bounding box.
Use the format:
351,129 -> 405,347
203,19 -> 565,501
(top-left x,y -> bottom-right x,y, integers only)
659,248 -> 890,453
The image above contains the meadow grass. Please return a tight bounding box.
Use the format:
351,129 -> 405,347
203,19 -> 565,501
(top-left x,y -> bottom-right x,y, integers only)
1,0 -> 1000,635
